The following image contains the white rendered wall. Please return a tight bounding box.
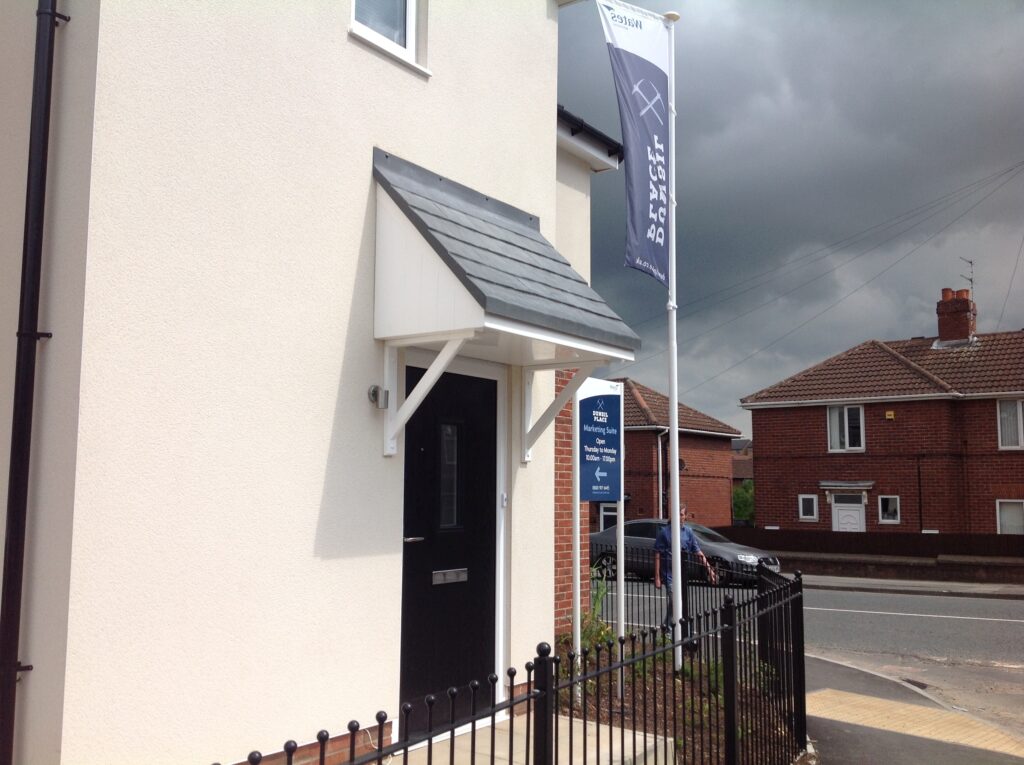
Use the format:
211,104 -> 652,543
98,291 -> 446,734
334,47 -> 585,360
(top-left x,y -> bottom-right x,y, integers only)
1,3 -> 99,764
43,2 -> 560,764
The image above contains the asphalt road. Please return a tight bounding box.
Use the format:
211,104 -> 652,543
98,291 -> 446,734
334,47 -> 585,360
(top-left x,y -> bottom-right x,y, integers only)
803,589 -> 1024,736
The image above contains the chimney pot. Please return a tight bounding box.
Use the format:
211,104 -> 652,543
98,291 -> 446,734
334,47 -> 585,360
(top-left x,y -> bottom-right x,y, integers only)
941,287 -> 954,301
955,288 -> 970,300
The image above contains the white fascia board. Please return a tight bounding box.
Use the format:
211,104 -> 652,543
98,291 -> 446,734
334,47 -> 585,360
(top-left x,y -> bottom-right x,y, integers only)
482,316 -> 635,363
556,124 -> 619,173
741,392 -> 962,409
624,425 -> 737,438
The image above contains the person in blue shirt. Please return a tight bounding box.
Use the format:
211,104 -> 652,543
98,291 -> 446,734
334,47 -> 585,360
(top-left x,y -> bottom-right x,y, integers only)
653,505 -> 717,633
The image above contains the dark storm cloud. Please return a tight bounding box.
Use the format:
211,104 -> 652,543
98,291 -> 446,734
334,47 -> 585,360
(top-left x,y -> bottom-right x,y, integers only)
559,0 -> 1024,434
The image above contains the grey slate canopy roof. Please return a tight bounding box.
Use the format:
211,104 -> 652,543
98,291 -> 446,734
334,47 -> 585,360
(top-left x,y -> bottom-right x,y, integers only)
373,148 -> 641,352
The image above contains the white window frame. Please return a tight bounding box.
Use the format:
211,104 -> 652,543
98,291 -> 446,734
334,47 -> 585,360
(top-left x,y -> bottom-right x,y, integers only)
996,499 -> 1024,535
351,0 -> 429,74
878,495 -> 901,525
827,404 -> 865,453
598,502 -> 618,531
798,494 -> 818,522
997,399 -> 1024,450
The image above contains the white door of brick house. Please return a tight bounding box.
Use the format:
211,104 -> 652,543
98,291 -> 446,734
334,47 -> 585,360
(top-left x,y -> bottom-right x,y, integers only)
831,493 -> 866,532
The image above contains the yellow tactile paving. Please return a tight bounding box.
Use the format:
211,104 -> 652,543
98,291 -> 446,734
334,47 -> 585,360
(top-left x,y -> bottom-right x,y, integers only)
807,688 -> 1024,758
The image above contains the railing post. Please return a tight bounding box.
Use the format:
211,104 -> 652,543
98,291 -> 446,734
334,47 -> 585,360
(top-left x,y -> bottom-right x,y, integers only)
790,573 -> 807,750
756,563 -> 769,670
532,643 -> 554,765
722,596 -> 738,765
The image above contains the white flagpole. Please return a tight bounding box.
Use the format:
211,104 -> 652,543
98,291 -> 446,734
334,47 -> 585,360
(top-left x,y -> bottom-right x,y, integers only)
663,9 -> 682,671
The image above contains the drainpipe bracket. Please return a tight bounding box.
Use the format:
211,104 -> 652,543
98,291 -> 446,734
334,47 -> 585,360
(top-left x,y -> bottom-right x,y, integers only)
36,10 -> 70,25
16,331 -> 52,340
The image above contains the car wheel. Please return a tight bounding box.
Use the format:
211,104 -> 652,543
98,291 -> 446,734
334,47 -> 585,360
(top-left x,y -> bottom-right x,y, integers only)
594,554 -> 617,580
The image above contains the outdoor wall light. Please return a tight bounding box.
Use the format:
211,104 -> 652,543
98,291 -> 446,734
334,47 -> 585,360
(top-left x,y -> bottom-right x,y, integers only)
367,385 -> 389,409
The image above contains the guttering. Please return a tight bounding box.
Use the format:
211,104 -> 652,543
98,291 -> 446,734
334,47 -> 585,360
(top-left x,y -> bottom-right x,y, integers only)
741,392 -> 963,409
0,3 -> 66,763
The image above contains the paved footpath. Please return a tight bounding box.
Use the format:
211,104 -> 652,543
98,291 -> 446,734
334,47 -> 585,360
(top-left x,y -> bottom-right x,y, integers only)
802,571 -> 1024,763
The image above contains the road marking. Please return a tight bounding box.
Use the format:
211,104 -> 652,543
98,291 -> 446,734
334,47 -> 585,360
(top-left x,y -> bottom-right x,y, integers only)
806,606 -> 1024,624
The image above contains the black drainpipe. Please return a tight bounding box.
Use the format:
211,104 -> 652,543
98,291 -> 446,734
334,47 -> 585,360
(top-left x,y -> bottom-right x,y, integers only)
0,3 -> 67,763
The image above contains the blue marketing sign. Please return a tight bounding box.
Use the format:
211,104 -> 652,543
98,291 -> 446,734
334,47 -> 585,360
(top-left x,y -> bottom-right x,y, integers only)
579,393 -> 622,501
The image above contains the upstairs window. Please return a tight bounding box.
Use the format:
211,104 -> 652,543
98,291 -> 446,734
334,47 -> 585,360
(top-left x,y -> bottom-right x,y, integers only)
998,400 -> 1023,449
353,0 -> 420,64
827,405 -> 864,452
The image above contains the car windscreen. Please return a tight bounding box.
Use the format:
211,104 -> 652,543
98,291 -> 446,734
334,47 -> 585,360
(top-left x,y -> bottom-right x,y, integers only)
692,525 -> 731,543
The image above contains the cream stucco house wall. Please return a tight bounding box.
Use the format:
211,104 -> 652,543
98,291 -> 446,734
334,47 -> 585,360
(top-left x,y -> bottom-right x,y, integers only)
0,2 -> 637,763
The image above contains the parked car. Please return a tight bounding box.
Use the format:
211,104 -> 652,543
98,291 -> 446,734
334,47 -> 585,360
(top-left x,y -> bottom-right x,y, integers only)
588,519 -> 780,584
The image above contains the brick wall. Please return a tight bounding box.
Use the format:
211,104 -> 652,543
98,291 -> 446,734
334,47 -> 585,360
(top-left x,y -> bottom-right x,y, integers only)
593,428 -> 734,531
751,397 -> 1024,534
553,369 -> 589,638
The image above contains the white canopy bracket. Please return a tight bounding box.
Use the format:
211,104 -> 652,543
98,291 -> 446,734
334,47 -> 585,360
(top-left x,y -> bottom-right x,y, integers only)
521,361 -> 600,462
384,337 -> 467,455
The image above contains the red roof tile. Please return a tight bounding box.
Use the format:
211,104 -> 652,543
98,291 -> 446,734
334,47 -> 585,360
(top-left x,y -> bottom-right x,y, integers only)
742,330 -> 1024,405
611,378 -> 740,436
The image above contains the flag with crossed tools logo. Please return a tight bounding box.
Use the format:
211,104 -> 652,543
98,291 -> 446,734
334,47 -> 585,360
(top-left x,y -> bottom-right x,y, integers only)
597,0 -> 672,287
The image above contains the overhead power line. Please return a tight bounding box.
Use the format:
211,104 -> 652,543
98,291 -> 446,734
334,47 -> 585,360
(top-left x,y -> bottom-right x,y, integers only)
996,227 -> 1024,331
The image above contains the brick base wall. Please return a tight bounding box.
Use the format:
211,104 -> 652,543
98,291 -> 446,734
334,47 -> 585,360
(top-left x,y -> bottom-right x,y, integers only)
554,369 -> 590,638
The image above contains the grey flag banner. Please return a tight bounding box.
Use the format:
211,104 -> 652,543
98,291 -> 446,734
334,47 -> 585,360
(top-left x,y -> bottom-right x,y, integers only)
598,0 -> 672,287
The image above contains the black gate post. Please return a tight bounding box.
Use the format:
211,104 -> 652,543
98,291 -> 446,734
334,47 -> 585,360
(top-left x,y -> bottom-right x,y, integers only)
790,574 -> 808,750
532,643 -> 554,765
722,596 -> 738,765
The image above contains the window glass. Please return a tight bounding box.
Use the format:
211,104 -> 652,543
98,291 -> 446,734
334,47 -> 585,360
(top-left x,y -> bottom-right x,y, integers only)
999,400 -> 1021,447
355,0 -> 408,47
692,525 -> 730,542
846,406 -> 863,449
828,406 -> 844,450
879,496 -> 900,523
439,423 -> 458,527
998,501 -> 1024,535
799,496 -> 817,519
599,503 -> 618,531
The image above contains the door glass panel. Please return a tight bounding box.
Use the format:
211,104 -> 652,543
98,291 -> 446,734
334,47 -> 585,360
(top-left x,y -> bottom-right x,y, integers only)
999,401 -> 1020,447
439,423 -> 458,528
998,501 -> 1024,535
833,494 -> 862,505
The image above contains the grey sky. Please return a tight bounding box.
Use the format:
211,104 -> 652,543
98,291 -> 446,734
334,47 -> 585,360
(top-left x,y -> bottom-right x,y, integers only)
558,0 -> 1024,436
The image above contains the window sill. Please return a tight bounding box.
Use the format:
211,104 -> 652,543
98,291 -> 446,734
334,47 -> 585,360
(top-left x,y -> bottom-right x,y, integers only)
798,517 -> 819,523
349,26 -> 432,78
879,519 -> 901,525
997,445 -> 1023,451
827,448 -> 865,454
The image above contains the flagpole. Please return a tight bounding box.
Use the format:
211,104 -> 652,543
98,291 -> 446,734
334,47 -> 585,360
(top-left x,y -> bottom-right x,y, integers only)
663,9 -> 682,671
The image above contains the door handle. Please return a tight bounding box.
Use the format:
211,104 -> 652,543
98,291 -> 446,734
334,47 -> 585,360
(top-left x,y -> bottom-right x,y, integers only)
403,536 -> 425,543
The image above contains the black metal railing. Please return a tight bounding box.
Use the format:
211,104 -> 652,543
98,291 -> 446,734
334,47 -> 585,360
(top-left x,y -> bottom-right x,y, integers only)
214,567 -> 806,765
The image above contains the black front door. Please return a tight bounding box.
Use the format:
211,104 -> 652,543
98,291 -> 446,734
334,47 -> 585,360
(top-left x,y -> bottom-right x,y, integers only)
399,367 -> 497,733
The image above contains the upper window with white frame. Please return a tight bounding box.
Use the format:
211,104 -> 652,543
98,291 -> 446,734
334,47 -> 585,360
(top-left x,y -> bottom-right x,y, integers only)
827,405 -> 864,452
998,400 -> 1023,449
878,495 -> 900,524
798,494 -> 818,521
352,0 -> 422,66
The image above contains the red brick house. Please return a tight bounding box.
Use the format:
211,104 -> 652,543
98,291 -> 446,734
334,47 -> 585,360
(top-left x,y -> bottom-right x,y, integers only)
595,378 -> 740,531
741,289 -> 1024,535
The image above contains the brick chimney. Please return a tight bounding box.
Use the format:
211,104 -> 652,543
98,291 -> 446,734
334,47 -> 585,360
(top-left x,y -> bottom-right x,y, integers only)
936,287 -> 976,341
